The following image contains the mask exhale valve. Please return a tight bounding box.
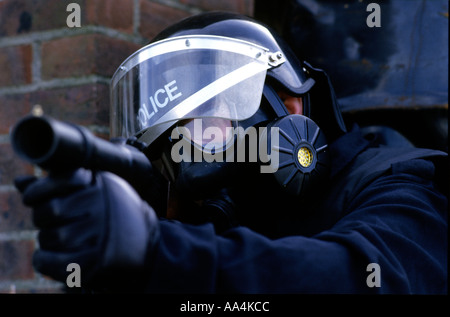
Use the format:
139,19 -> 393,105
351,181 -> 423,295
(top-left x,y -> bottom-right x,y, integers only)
263,114 -> 330,197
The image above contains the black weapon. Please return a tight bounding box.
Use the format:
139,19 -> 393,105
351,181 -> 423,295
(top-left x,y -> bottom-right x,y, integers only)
11,114 -> 167,214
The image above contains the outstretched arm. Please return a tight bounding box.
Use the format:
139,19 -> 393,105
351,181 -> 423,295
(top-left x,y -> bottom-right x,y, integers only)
146,158 -> 447,293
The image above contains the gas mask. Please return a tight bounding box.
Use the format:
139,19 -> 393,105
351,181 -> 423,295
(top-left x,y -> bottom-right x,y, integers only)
110,13 -> 347,232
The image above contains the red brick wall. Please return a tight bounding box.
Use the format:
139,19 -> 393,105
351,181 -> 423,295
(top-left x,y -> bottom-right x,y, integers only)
0,0 -> 253,293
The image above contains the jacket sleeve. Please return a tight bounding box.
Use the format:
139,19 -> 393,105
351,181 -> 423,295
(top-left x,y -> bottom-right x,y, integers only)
145,158 -> 447,293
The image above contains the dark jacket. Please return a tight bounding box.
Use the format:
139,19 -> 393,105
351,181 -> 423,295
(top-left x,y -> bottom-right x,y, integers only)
146,124 -> 448,293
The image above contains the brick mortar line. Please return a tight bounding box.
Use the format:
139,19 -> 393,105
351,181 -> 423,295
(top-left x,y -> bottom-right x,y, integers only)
88,125 -> 110,135
0,184 -> 16,192
0,25 -> 148,48
31,42 -> 42,83
152,0 -> 204,14
0,134 -> 11,143
133,0 -> 141,35
0,75 -> 111,96
0,278 -> 64,293
0,230 -> 37,242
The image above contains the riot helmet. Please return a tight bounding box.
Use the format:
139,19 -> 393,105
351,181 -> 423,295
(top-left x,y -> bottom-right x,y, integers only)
111,12 -> 346,144
110,12 -> 347,230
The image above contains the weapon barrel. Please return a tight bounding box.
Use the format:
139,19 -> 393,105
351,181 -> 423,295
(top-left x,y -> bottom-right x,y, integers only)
11,115 -> 153,183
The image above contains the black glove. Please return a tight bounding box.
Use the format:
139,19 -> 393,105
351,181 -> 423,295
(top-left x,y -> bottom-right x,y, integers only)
15,169 -> 160,291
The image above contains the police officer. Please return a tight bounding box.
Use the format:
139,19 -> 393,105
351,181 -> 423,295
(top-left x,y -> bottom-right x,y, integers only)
16,12 -> 447,293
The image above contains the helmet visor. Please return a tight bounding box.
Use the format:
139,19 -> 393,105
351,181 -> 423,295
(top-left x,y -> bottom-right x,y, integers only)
110,35 -> 281,145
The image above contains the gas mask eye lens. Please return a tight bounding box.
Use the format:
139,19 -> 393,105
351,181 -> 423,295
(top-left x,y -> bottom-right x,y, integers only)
297,146 -> 313,168
178,118 -> 234,153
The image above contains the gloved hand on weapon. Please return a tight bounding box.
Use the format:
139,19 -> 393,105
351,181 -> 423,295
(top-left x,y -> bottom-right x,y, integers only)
15,168 -> 160,291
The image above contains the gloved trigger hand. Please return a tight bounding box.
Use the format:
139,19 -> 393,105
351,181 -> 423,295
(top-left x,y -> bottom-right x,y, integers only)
17,168 -> 160,291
